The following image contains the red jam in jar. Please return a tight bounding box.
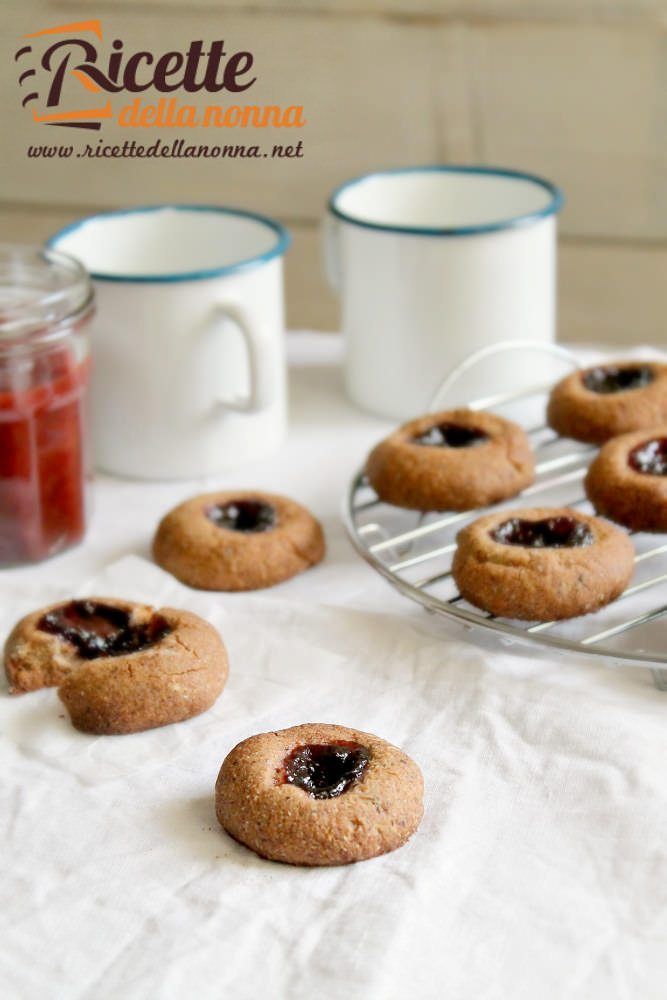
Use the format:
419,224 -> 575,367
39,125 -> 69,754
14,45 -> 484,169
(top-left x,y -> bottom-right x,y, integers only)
0,246 -> 93,566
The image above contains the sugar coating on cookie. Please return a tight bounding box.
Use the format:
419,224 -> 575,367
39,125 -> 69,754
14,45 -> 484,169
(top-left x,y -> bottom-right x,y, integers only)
452,507 -> 634,621
366,408 -> 534,512
153,490 -> 325,591
585,426 -> 667,532
547,361 -> 667,444
216,723 -> 423,866
3,598 -> 228,734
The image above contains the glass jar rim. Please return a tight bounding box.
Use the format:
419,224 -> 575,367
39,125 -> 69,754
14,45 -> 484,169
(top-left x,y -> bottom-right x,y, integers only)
0,243 -> 93,346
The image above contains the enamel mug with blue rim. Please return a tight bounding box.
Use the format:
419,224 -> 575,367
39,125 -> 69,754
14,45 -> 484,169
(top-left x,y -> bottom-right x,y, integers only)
48,204 -> 290,479
325,165 -> 564,419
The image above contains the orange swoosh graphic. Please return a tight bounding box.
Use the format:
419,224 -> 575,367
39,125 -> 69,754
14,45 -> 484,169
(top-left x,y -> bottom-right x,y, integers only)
32,101 -> 112,123
25,20 -> 103,41
71,68 -> 101,93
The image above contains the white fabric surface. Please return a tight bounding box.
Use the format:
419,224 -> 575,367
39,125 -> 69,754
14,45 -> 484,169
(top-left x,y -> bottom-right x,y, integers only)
2,333 -> 667,1000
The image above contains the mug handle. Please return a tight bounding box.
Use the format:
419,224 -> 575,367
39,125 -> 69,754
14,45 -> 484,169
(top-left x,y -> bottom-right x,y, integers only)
322,213 -> 341,293
211,302 -> 272,414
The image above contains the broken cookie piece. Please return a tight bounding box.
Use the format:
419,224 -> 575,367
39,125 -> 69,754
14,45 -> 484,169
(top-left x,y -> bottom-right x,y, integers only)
3,597 -> 227,734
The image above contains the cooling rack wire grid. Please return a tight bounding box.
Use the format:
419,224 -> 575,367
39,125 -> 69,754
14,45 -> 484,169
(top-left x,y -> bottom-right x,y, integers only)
344,341 -> 667,690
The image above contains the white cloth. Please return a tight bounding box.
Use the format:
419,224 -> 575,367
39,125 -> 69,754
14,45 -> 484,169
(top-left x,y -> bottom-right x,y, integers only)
2,334 -> 666,1000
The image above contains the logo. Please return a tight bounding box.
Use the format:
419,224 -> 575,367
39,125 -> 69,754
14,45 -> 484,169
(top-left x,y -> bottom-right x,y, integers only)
15,19 -> 305,132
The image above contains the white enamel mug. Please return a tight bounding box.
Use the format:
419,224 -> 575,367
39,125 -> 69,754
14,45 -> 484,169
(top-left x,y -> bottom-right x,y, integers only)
325,166 -> 563,419
48,205 -> 289,479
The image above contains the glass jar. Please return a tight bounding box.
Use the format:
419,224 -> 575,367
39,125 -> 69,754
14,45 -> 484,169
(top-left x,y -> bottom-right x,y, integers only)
0,245 -> 93,566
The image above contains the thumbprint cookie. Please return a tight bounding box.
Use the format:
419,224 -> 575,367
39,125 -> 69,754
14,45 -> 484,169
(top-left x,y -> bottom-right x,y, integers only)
4,598 -> 228,734
452,507 -> 634,620
585,427 -> 667,532
216,723 -> 423,866
547,360 -> 667,444
153,490 -> 325,591
366,408 -> 534,511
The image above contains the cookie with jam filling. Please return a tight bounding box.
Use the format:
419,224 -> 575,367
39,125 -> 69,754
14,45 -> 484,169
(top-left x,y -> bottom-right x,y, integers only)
153,490 -> 325,591
215,723 -> 423,866
585,426 -> 667,532
366,408 -> 534,512
3,598 -> 228,733
452,507 -> 634,620
547,360 -> 667,444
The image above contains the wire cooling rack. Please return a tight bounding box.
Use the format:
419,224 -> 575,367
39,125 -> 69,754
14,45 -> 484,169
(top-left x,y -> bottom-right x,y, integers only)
343,342 -> 667,689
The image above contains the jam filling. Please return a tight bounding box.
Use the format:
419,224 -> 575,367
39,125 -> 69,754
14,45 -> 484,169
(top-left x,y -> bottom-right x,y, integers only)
582,365 -> 654,395
282,741 -> 370,799
629,437 -> 667,476
492,516 -> 593,549
413,422 -> 489,448
207,499 -> 276,533
37,599 -> 171,660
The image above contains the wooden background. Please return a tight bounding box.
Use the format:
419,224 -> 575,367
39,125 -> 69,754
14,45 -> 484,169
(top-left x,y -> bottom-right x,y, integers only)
1,0 -> 666,345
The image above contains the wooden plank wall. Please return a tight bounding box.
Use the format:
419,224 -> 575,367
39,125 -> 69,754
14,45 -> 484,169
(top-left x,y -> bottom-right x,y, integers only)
1,0 -> 665,345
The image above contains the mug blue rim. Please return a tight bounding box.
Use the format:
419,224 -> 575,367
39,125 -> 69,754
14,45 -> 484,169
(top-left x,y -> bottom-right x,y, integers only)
46,204 -> 291,283
328,165 -> 564,237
